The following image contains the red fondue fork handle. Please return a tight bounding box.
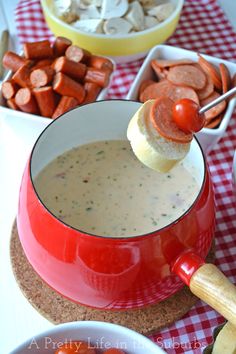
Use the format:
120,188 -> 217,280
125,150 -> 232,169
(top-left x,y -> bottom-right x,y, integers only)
172,251 -> 236,327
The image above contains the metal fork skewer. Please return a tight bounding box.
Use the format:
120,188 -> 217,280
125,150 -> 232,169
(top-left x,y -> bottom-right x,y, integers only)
199,86 -> 236,114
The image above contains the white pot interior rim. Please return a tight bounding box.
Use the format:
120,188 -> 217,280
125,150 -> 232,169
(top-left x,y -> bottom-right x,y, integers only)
29,99 -> 207,239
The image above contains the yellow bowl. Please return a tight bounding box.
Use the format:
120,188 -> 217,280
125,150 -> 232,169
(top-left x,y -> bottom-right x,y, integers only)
41,0 -> 184,63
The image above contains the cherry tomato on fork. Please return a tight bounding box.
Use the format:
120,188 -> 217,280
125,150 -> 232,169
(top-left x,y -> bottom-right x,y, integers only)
55,341 -> 96,354
172,98 -> 206,133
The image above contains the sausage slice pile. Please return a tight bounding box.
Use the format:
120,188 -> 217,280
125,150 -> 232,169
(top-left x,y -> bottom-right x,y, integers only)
139,55 -> 236,129
1,37 -> 114,119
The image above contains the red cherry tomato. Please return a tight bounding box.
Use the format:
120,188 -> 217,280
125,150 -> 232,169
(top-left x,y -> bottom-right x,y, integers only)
172,98 -> 206,133
55,341 -> 96,354
103,349 -> 126,354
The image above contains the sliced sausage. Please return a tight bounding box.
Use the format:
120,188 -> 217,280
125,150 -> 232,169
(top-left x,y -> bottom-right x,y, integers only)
150,96 -> 193,143
167,64 -> 207,90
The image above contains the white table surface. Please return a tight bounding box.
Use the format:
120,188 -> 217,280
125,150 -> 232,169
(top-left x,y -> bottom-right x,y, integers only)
0,1 -> 236,353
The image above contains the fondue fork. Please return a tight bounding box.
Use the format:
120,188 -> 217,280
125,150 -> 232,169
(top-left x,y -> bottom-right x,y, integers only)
199,85 -> 236,115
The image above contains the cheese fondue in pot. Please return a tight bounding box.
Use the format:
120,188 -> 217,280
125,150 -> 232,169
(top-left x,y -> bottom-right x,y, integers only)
34,140 -> 200,237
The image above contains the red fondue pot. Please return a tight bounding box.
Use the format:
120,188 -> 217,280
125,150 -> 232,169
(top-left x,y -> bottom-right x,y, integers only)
17,100 -> 236,324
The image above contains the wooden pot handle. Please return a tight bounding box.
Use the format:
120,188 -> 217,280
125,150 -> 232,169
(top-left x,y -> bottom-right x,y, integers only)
189,263 -> 236,327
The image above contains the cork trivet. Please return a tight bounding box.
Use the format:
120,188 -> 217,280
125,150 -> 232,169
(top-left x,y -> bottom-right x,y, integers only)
10,221 -> 215,335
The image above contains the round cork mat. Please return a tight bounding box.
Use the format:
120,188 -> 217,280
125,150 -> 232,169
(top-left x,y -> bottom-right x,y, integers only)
10,221 -> 215,335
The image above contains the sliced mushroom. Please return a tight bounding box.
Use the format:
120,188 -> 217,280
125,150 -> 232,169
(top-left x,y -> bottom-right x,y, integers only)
140,0 -> 166,10
54,0 -> 71,13
78,4 -> 101,19
125,1 -> 145,31
103,17 -> 133,34
101,0 -> 129,20
54,0 -> 175,34
76,0 -> 88,10
144,15 -> 159,29
147,3 -> 175,22
72,18 -> 104,33
54,0 -> 78,23
77,0 -> 103,8
92,0 -> 103,6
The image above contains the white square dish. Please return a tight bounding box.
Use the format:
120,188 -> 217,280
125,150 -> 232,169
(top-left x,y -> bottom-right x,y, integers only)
126,45 -> 236,153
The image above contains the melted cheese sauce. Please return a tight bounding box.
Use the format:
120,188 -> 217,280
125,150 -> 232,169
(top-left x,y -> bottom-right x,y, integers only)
34,140 -> 200,237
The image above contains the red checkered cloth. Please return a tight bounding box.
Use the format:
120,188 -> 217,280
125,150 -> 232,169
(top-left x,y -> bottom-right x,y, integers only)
15,0 -> 236,353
